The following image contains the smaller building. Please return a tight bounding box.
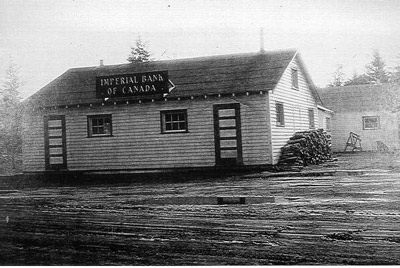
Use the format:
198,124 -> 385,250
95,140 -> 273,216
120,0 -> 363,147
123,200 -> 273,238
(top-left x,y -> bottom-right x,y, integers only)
318,83 -> 400,152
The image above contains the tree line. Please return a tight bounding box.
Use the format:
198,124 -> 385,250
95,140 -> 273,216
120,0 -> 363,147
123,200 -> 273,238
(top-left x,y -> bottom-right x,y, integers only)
0,62 -> 22,173
126,40 -> 400,87
327,50 -> 400,87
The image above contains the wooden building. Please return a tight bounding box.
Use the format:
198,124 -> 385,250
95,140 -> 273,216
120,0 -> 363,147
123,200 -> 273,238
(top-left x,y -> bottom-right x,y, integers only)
318,83 -> 400,152
22,49 -> 328,173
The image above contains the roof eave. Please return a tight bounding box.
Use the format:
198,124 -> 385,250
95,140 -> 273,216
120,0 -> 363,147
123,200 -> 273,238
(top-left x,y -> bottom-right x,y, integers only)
317,104 -> 334,114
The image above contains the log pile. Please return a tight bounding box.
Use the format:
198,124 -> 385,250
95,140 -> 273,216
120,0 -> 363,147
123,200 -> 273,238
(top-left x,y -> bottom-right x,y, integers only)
278,129 -> 332,169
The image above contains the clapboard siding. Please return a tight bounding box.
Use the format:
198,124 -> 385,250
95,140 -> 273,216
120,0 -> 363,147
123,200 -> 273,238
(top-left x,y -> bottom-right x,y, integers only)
22,94 -> 272,172
22,113 -> 45,171
268,56 -> 319,164
331,111 -> 399,152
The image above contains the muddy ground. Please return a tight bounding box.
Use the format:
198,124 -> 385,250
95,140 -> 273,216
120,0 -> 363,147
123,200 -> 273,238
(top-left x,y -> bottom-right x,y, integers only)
0,152 -> 400,265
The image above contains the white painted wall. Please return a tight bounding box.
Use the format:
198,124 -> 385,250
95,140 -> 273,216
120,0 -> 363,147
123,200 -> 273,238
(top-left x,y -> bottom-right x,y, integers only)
331,110 -> 400,152
268,56 -> 319,164
22,94 -> 273,172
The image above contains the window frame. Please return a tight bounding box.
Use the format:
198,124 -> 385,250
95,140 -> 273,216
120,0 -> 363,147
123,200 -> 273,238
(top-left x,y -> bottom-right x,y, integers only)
160,109 -> 188,134
362,116 -> 380,130
276,102 -> 285,127
87,114 -> 113,138
291,68 -> 299,89
308,108 -> 315,129
325,116 -> 332,131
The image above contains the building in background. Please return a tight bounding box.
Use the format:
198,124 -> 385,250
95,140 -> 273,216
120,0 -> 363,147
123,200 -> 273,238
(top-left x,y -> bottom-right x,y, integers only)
22,49 -> 329,174
318,84 -> 400,152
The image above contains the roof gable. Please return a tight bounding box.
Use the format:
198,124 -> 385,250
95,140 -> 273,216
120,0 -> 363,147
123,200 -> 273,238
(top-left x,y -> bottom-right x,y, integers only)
291,52 -> 323,105
25,49 -> 298,108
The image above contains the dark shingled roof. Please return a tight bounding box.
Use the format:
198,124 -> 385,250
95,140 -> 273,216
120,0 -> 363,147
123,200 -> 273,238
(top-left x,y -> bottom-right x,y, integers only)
24,49 -> 310,108
318,83 -> 400,112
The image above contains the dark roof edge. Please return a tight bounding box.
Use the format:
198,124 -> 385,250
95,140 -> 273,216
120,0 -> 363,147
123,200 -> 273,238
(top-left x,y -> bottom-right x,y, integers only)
294,52 -> 323,105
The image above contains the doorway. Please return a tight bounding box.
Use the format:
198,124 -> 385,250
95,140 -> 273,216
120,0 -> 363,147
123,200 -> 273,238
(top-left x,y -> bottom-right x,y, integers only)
44,115 -> 67,170
213,103 -> 243,166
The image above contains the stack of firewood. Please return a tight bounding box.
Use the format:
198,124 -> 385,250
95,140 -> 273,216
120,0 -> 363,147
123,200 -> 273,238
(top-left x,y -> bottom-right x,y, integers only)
278,129 -> 332,168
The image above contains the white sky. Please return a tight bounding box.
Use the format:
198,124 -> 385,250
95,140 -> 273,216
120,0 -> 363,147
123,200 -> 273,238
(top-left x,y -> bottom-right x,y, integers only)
1,0 -> 400,98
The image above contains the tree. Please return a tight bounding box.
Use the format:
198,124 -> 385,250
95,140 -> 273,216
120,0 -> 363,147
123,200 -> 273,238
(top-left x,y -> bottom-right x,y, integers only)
390,54 -> 400,84
327,65 -> 345,87
127,36 -> 152,63
0,62 -> 23,173
344,72 -> 370,86
365,50 -> 389,84
334,50 -> 390,86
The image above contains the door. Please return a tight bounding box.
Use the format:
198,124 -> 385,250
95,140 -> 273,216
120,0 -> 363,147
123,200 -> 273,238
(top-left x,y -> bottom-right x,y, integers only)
44,115 -> 67,170
213,103 -> 243,166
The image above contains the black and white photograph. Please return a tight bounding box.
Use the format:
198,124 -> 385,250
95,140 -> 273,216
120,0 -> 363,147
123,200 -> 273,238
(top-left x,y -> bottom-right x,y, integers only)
1,0 -> 400,265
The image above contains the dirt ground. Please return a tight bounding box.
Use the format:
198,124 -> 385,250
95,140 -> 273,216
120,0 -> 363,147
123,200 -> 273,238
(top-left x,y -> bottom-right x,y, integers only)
0,152 -> 400,265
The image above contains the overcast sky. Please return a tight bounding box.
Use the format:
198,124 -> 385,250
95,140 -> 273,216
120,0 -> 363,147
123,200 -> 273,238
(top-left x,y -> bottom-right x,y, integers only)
1,0 -> 400,99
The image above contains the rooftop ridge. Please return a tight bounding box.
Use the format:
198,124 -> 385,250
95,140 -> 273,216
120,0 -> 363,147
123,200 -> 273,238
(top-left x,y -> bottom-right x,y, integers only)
319,83 -> 396,91
67,48 -> 298,73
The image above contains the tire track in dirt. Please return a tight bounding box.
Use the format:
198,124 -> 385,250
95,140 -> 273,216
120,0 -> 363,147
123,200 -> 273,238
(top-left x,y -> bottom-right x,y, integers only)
0,171 -> 400,265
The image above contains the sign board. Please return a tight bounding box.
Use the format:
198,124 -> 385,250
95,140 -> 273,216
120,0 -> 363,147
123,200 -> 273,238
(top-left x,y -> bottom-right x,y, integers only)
96,71 -> 169,99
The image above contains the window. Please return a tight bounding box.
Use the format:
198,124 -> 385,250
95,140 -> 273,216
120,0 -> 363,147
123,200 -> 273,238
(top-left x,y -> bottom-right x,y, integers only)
276,102 -> 285,126
161,110 -> 188,133
326,117 -> 331,131
291,68 -> 299,89
308,108 -> 315,129
87,114 -> 112,137
363,116 -> 380,130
